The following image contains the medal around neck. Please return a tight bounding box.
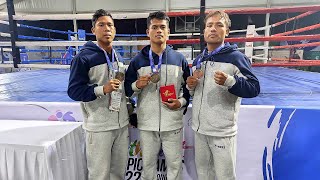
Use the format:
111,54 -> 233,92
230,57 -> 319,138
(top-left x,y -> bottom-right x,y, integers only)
150,72 -> 160,83
193,69 -> 204,79
115,71 -> 125,82
149,49 -> 163,84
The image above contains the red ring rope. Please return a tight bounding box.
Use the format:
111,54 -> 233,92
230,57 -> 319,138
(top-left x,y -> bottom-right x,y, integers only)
167,34 -> 320,44
167,5 -> 320,16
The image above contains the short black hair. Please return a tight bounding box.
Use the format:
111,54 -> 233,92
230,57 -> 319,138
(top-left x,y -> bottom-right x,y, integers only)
147,11 -> 170,28
92,9 -> 113,27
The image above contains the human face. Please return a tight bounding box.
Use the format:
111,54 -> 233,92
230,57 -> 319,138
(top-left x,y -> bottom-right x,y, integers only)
204,15 -> 229,46
91,16 -> 116,45
146,19 -> 170,45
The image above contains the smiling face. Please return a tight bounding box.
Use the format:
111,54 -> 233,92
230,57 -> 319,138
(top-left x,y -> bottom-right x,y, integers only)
146,18 -> 170,46
204,14 -> 229,46
91,15 -> 116,46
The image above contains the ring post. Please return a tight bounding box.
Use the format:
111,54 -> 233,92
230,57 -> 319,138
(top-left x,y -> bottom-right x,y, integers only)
6,0 -> 20,68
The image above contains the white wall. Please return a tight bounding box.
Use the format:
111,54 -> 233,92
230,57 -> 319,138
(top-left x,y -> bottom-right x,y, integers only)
14,0 -> 73,13
171,0 -> 270,11
270,0 -> 320,6
7,0 -> 320,14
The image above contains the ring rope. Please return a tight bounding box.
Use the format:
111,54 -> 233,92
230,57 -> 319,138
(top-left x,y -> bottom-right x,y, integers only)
0,34 -> 319,47
273,24 -> 320,36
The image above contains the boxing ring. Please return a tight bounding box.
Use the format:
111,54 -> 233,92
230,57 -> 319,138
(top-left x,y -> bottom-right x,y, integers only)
0,67 -> 319,180
1,5 -> 320,180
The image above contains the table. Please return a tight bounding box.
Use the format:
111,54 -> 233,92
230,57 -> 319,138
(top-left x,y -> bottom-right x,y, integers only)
0,120 -> 86,180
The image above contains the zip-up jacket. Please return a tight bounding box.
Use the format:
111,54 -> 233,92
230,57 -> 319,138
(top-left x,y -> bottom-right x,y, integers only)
125,45 -> 190,132
190,43 -> 260,137
68,41 -> 129,131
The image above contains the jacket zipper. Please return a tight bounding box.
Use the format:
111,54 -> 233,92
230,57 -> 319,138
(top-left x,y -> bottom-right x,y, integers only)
197,61 -> 207,132
158,83 -> 162,132
117,83 -> 122,128
118,110 -> 121,128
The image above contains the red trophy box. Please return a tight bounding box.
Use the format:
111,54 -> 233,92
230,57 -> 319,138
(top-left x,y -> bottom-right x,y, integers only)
159,85 -> 177,102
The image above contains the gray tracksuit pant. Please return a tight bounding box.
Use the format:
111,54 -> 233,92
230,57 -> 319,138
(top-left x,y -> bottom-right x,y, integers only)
194,132 -> 237,180
140,129 -> 183,180
85,126 -> 129,180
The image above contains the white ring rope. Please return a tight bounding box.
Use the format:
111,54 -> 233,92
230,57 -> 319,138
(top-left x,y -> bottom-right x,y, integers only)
254,54 -> 266,57
170,29 -> 254,35
0,20 -> 277,39
0,40 -> 150,47
0,63 -> 70,69
0,13 -> 150,21
252,56 -> 270,61
0,20 -> 9,25
0,32 -> 10,37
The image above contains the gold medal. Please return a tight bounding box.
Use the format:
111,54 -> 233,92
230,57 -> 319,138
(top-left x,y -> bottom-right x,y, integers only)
150,73 -> 160,83
193,69 -> 204,79
115,72 -> 125,82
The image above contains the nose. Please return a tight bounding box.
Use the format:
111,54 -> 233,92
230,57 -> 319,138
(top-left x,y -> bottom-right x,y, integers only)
104,25 -> 111,32
210,26 -> 217,32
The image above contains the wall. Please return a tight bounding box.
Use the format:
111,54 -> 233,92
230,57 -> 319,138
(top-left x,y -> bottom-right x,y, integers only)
7,0 -> 320,14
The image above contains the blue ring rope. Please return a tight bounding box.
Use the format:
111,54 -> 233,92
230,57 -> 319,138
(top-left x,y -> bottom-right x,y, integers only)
18,35 -> 64,41
19,24 -> 76,35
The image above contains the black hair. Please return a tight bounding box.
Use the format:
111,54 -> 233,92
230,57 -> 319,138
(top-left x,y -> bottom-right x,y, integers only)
204,11 -> 231,29
92,9 -> 113,27
147,11 -> 170,28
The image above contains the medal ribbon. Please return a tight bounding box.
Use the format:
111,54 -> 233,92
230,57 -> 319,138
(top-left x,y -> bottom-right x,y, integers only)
97,44 -> 119,73
149,48 -> 164,74
196,44 -> 224,69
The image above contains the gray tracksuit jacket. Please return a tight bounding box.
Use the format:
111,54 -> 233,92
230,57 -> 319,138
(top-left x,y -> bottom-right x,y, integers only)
125,45 -> 190,132
190,43 -> 260,137
68,41 -> 129,131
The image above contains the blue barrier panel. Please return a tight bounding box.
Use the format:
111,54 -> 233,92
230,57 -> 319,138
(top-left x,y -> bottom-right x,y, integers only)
78,29 -> 86,41
20,53 -> 28,61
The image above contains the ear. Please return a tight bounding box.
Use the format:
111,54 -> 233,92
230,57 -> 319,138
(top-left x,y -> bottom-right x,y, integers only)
226,28 -> 230,37
168,28 -> 170,34
146,29 -> 150,38
91,27 -> 95,35
114,27 -> 116,35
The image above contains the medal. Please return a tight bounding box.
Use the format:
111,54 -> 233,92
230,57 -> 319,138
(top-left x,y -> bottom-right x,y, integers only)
150,72 -> 160,83
149,48 -> 164,83
115,71 -> 125,82
98,45 -> 123,80
194,44 -> 225,78
193,69 -> 204,79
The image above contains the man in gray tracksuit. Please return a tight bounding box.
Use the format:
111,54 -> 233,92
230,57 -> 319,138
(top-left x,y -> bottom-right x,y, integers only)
68,9 -> 129,180
125,11 -> 190,180
187,11 -> 260,180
